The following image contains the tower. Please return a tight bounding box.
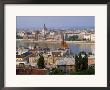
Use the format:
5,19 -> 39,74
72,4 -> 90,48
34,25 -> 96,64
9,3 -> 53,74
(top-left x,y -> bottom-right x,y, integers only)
60,33 -> 68,49
35,31 -> 39,40
43,24 -> 47,31
42,24 -> 48,37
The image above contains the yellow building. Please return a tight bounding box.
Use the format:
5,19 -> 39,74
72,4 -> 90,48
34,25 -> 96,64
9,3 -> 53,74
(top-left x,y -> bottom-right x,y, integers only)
29,54 -> 37,67
16,55 -> 23,61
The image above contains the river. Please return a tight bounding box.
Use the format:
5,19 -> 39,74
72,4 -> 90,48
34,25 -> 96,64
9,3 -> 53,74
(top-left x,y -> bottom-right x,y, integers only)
16,40 -> 95,55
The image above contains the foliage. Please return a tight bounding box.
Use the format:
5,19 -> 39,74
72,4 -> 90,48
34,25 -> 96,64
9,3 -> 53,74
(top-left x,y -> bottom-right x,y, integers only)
73,51 -> 95,75
16,35 -> 23,39
37,55 -> 45,69
86,67 -> 95,74
16,52 -> 18,55
49,68 -> 64,75
70,67 -> 95,75
66,35 -> 79,41
75,51 -> 88,71
88,52 -> 92,55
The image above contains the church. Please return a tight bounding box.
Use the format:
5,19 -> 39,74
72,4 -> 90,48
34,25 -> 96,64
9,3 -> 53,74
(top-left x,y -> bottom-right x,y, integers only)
41,24 -> 48,37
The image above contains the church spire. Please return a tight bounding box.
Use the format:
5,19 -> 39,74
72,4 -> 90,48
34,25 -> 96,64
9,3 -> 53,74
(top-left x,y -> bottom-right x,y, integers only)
44,24 -> 45,27
43,24 -> 47,30
60,33 -> 68,49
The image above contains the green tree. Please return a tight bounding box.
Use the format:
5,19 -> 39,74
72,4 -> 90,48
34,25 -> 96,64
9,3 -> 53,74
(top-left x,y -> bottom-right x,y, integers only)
75,54 -> 80,71
68,35 -> 79,41
82,52 -> 88,70
78,53 -> 83,70
37,55 -> 45,69
49,68 -> 64,75
16,35 -> 23,39
16,52 -> 18,55
70,67 -> 95,75
75,51 -> 88,71
88,52 -> 92,55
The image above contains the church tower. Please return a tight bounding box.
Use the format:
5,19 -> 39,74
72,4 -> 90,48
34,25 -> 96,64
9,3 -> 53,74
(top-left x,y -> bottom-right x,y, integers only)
42,24 -> 48,37
60,33 -> 68,49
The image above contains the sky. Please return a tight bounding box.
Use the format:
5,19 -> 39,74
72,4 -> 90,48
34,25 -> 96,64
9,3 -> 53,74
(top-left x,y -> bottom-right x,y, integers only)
16,16 -> 95,29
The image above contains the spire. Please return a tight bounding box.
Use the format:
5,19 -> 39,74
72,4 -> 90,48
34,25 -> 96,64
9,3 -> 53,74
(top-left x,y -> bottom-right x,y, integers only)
43,24 -> 47,30
44,24 -> 45,27
61,33 -> 64,44
60,33 -> 68,49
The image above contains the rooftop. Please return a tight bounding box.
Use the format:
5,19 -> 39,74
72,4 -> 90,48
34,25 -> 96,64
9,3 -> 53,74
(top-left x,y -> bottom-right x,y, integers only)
29,54 -> 36,57
16,55 -> 23,58
56,57 -> 75,65
52,51 -> 61,57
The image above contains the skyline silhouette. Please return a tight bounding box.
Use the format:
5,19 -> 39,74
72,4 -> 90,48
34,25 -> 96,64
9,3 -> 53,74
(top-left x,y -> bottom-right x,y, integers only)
16,16 -> 95,30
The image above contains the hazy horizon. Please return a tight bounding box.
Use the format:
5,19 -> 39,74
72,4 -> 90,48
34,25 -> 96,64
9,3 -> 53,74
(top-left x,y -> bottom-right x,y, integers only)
16,16 -> 95,30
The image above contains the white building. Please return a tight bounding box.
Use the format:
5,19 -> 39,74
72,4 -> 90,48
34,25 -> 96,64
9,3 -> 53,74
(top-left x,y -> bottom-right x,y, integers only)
90,34 -> 95,42
80,32 -> 95,42
41,24 -> 48,36
16,60 -> 28,66
54,34 -> 62,41
17,31 -> 25,37
17,47 -> 29,55
50,31 -> 55,36
83,34 -> 91,40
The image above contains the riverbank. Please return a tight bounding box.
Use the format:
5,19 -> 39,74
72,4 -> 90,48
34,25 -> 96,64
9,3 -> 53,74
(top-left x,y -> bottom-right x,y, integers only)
66,41 -> 94,44
16,39 -> 95,44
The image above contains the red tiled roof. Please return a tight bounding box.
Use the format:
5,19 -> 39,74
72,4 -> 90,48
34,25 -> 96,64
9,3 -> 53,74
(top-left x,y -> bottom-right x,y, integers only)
16,68 -> 47,75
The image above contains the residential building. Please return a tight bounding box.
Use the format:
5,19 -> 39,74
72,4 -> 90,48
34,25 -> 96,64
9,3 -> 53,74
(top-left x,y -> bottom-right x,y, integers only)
17,31 -> 25,37
83,34 -> 91,40
23,32 -> 28,39
17,47 -> 29,55
56,56 -> 75,73
16,55 -> 23,61
90,33 -> 95,42
16,55 -> 29,66
88,55 -> 95,69
29,54 -> 37,67
29,48 -> 37,54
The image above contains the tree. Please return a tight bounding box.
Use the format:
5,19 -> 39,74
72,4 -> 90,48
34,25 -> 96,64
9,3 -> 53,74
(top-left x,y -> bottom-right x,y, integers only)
16,35 -> 23,39
75,54 -> 80,71
85,67 -> 95,74
73,52 -> 95,75
88,52 -> 92,55
82,52 -> 88,70
70,67 -> 95,75
68,35 -> 79,41
75,51 -> 88,71
16,52 -> 18,55
49,68 -> 64,75
37,55 -> 45,69
78,53 -> 83,70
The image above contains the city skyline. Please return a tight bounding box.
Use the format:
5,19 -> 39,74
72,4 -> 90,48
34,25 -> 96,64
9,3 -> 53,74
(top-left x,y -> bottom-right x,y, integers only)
16,16 -> 95,30
16,16 -> 95,75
